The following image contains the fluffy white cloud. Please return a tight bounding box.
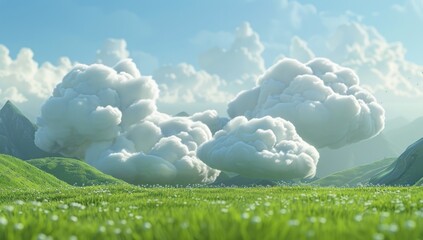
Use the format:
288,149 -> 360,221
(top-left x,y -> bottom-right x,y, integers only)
189,110 -> 229,134
289,36 -> 315,62
0,44 -> 73,120
35,60 -> 220,185
198,116 -> 319,180
153,63 -> 232,104
228,57 -> 385,149
288,22 -> 423,119
199,22 -> 265,87
96,39 -> 130,67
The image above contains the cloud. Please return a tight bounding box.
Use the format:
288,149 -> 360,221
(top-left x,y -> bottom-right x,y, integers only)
96,38 -> 130,67
153,63 -> 232,104
227,57 -> 385,149
35,59 -> 220,185
0,44 -> 73,120
198,116 -> 319,180
289,36 -> 315,62
325,22 -> 423,97
199,22 -> 265,87
189,110 -> 229,134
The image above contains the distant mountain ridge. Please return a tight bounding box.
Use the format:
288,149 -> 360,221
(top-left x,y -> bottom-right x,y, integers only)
0,100 -> 57,160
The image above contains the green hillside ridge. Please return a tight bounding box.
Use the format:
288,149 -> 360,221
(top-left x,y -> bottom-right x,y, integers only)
0,154 -> 68,190
312,158 -> 396,187
28,157 -> 128,186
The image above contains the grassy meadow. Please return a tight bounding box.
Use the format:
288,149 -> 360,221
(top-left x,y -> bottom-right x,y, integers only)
1,185 -> 423,240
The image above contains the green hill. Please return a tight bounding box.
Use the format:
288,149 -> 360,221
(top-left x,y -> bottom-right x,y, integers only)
28,157 -> 128,186
0,154 -> 68,190
312,158 -> 396,187
415,178 -> 423,186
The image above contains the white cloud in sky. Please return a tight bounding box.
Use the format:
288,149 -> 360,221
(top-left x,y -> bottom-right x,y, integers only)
198,116 -> 319,180
0,44 -> 73,120
285,21 -> 423,119
228,57 -> 385,149
199,22 -> 265,87
35,60 -> 220,185
96,38 -> 130,67
153,63 -> 232,104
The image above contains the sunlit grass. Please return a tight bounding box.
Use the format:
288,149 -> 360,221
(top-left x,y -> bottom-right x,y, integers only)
1,186 -> 422,239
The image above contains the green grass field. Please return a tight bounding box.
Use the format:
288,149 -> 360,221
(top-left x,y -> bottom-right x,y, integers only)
1,185 -> 422,240
0,154 -> 68,190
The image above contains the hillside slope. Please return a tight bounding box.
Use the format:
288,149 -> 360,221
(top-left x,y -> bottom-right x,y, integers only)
312,158 -> 396,187
28,157 -> 128,186
0,154 -> 68,189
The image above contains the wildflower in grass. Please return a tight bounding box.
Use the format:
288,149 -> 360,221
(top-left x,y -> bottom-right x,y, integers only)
0,216 -> 7,226
15,200 -> 24,205
251,216 -> 261,224
135,215 -> 143,220
319,217 -> 327,224
69,235 -> 78,240
221,208 -> 228,213
288,219 -> 300,226
373,233 -> 384,240
107,220 -> 115,226
404,220 -> 416,229
354,214 -> 363,222
143,222 -> 152,229
14,223 -> 24,230
114,228 -> 121,234
125,228 -> 132,234
98,226 -> 106,233
280,209 -> 287,214
4,206 -> 14,212
70,216 -> 78,222
37,233 -> 54,240
120,220 -> 127,225
51,215 -> 59,221
241,212 -> 250,219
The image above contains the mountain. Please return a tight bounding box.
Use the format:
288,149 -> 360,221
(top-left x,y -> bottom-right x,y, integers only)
0,100 -> 57,160
316,133 -> 398,177
370,138 -> 423,186
0,154 -> 68,190
384,116 -> 423,153
28,157 -> 128,186
312,158 -> 395,187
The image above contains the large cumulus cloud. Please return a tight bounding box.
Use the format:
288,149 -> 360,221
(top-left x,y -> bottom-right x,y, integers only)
0,44 -> 73,120
35,59 -> 219,185
228,58 -> 385,149
198,116 -> 319,180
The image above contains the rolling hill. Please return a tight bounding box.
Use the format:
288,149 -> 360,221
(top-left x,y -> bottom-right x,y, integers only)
28,157 -> 128,186
312,158 -> 396,187
0,154 -> 68,189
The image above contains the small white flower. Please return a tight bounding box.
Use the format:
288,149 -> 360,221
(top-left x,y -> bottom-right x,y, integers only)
288,219 -> 300,226
51,215 -> 59,221
70,216 -> 78,222
14,223 -> 24,231
143,222 -> 152,229
98,226 -> 106,233
404,220 -> 416,229
0,216 -> 7,226
241,212 -> 250,219
251,216 -> 261,224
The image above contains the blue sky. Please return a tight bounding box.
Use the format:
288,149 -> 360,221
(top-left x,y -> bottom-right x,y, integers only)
1,0 -> 422,65
1,0 -> 423,121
